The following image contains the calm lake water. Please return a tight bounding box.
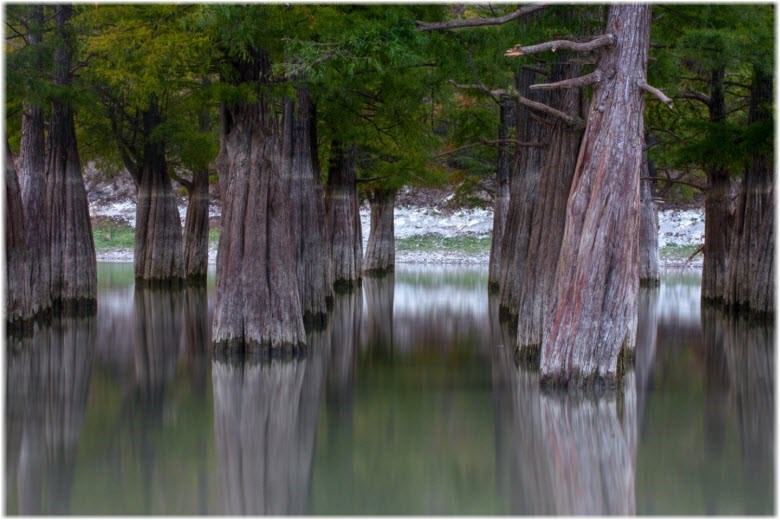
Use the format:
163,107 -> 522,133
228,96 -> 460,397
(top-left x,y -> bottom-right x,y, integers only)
5,263 -> 774,515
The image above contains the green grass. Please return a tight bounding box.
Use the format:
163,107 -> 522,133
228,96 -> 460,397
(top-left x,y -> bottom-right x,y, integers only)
396,235 -> 491,254
660,242 -> 703,263
92,220 -> 136,250
209,228 -> 220,244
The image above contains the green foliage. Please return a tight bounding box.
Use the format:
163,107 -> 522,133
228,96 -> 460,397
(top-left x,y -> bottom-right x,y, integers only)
92,220 -> 136,250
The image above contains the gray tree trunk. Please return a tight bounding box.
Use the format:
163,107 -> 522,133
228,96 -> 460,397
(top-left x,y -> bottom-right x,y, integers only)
488,100 -> 512,291
212,50 -> 306,353
515,56 -> 584,361
182,167 -> 209,282
363,188 -> 396,275
46,5 -> 97,311
326,141 -> 362,290
639,148 -> 660,286
5,139 -> 32,329
725,69 -> 774,317
541,5 -> 652,387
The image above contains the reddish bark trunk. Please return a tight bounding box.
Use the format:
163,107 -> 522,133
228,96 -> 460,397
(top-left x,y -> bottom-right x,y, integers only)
182,167 -> 210,282
46,5 -> 97,311
5,139 -> 32,329
488,100 -> 512,291
212,50 -> 306,353
725,70 -> 774,317
541,5 -> 652,387
326,141 -> 362,290
363,188 -> 396,275
639,149 -> 660,286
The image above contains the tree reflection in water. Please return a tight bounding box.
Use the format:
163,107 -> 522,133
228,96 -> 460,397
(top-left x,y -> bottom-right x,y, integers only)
211,327 -> 330,514
5,316 -> 96,515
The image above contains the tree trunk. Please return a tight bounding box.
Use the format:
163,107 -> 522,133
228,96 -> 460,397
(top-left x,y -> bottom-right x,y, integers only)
497,67 -> 550,322
134,102 -> 185,285
363,188 -> 396,275
285,87 -> 333,326
639,148 -> 660,286
725,69 -> 774,317
46,5 -> 96,311
182,167 -> 209,282
5,139 -> 32,329
488,100 -> 512,291
515,56 -> 584,361
541,5 -> 652,387
326,140 -> 362,290
212,50 -> 306,353
18,6 -> 50,318
702,67 -> 732,301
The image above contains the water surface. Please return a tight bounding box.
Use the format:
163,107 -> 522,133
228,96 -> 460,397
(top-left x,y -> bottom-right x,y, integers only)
4,263 -> 774,515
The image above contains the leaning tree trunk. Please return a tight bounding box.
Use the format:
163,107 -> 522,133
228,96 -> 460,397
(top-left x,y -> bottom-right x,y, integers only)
46,4 -> 96,311
212,50 -> 306,353
639,147 -> 660,286
363,188 -> 396,275
497,67 -> 550,322
702,67 -> 732,302
540,5 -> 653,387
488,100 -> 512,291
182,166 -> 209,282
285,87 -> 333,326
326,141 -> 362,290
516,56 -> 584,362
134,102 -> 185,285
5,139 -> 32,329
725,69 -> 774,317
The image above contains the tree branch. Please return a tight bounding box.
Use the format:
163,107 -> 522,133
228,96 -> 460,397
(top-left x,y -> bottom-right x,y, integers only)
530,70 -> 603,90
641,176 -> 705,191
678,90 -> 710,107
505,34 -> 615,57
639,81 -> 673,108
416,4 -> 548,31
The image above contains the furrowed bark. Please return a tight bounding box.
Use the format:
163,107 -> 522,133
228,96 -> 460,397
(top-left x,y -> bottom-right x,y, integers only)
639,147 -> 660,286
212,49 -> 306,354
540,5 -> 652,387
285,87 -> 333,327
702,67 -> 732,302
5,139 -> 32,329
516,56 -> 584,361
182,166 -> 209,282
497,67 -> 550,322
488,100 -> 512,291
363,188 -> 396,275
326,140 -> 362,290
725,69 -> 774,317
46,5 -> 97,311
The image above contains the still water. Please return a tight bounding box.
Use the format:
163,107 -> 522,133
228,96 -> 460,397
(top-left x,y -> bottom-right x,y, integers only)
4,264 -> 774,515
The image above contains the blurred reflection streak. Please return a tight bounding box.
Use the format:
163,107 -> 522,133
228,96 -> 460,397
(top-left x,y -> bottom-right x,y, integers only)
6,315 -> 96,514
635,288 -> 659,424
362,274 -> 394,353
212,328 -> 330,515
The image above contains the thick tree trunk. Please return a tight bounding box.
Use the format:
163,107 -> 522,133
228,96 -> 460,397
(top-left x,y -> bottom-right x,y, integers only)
541,5 -> 652,387
725,69 -> 774,317
363,189 -> 396,275
285,88 -> 333,326
46,5 -> 96,311
134,103 -> 185,285
515,57 -> 583,360
702,68 -> 732,301
639,149 -> 660,286
497,67 -> 550,321
5,139 -> 32,329
326,141 -> 362,290
488,100 -> 512,291
212,50 -> 306,353
182,167 -> 209,282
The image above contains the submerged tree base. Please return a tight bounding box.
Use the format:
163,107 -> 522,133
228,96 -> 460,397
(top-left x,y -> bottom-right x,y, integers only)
213,339 -> 309,364
515,343 -> 541,369
639,278 -> 661,288
136,276 -> 187,289
334,278 -> 362,293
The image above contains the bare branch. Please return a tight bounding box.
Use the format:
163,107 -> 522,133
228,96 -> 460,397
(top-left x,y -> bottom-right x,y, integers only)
678,90 -> 711,107
416,4 -> 548,31
530,70 -> 603,90
641,176 -> 705,191
505,34 -> 615,57
683,244 -> 704,268
639,80 -> 673,108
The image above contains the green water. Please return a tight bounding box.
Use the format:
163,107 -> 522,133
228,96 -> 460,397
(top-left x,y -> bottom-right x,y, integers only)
4,264 -> 774,515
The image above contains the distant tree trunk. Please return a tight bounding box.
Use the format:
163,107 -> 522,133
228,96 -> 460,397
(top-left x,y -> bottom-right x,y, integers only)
285,87 -> 333,326
182,166 -> 209,282
488,100 -> 512,291
212,50 -> 305,353
639,147 -> 660,286
19,6 -> 50,318
497,67 -> 550,322
326,140 -> 362,290
541,5 -> 652,387
725,69 -> 774,317
363,188 -> 396,275
133,102 -> 185,285
702,67 -> 732,302
516,56 -> 583,361
46,5 -> 96,311
5,139 -> 32,329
